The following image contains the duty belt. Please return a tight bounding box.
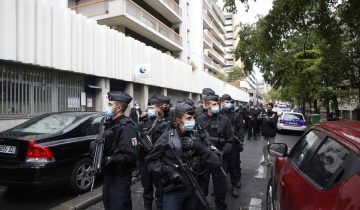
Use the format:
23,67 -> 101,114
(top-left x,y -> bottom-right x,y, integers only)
208,136 -> 225,146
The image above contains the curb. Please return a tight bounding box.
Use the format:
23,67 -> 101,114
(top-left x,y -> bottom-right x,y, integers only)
51,176 -> 140,210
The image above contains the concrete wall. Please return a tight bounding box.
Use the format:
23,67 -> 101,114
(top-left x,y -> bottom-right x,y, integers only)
0,0 -> 248,102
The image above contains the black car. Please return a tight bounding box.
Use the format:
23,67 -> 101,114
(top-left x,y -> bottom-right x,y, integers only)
0,112 -> 104,193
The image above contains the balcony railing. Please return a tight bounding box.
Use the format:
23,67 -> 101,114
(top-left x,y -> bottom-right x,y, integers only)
204,55 -> 212,65
207,31 -> 225,53
71,0 -> 109,17
71,0 -> 182,46
203,32 -> 212,46
125,1 -> 182,46
208,10 -> 225,34
213,62 -> 222,72
162,0 -> 182,17
209,48 -> 224,64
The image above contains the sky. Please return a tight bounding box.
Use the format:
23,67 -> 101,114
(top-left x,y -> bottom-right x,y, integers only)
227,0 -> 274,81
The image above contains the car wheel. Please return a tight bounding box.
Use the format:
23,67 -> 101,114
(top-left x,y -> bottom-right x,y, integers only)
68,157 -> 93,194
266,180 -> 275,210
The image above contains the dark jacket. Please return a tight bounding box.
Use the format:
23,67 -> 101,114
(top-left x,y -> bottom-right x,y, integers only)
196,113 -> 234,155
103,115 -> 138,176
221,109 -> 245,141
261,111 -> 278,137
129,108 -> 142,123
146,129 -> 221,188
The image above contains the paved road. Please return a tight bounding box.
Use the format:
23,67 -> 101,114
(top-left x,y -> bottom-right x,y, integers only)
85,131 -> 301,210
0,132 -> 301,210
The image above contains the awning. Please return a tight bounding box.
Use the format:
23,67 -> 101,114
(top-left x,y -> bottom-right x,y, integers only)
87,85 -> 102,90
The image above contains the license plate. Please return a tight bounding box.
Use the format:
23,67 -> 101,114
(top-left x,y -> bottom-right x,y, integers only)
0,145 -> 17,155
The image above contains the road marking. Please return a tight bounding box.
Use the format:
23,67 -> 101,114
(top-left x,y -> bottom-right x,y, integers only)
254,156 -> 267,179
249,198 -> 262,210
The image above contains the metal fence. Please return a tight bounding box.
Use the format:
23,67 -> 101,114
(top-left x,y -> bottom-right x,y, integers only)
0,63 -> 84,118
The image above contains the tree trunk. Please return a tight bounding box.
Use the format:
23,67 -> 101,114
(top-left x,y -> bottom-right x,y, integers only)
302,99 -> 306,115
309,100 -> 312,114
314,99 -> 319,113
332,95 -> 339,116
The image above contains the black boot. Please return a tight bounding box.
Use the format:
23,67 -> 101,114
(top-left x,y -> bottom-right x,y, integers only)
232,187 -> 239,198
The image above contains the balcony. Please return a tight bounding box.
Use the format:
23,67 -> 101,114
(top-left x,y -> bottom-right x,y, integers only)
203,55 -> 222,74
207,48 -> 225,66
144,0 -> 182,23
203,11 -> 211,29
71,0 -> 182,51
209,22 -> 225,45
203,32 -> 212,49
206,31 -> 225,54
207,10 -> 226,34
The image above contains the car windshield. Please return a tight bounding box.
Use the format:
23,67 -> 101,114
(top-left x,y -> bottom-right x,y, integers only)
284,113 -> 304,121
9,114 -> 77,134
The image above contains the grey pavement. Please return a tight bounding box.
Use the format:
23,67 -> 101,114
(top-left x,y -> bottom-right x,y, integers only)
84,132 -> 301,210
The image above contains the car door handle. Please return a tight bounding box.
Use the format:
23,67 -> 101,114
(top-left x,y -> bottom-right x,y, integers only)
281,178 -> 285,187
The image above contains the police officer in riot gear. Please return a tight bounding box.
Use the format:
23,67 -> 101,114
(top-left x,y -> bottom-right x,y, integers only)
220,94 -> 244,198
197,94 -> 234,210
195,88 -> 216,118
137,96 -> 159,210
102,92 -> 138,210
142,94 -> 173,209
146,102 -> 221,210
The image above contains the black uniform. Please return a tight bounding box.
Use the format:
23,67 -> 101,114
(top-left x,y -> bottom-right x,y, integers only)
102,92 -> 138,210
141,95 -> 173,210
196,107 -> 233,210
221,107 -> 244,189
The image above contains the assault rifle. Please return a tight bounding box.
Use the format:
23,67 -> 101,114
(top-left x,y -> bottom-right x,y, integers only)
87,117 -> 107,191
168,144 -> 212,209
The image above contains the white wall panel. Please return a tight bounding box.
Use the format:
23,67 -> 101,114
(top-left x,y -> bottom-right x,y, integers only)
71,13 -> 84,73
17,0 -> 35,64
0,0 -> 16,60
83,19 -> 95,75
52,5 -> 71,70
36,0 -> 52,67
93,25 -> 107,77
0,0 -> 249,102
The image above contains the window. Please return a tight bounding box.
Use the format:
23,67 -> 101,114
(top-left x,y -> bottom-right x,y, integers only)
0,63 -> 84,117
83,116 -> 103,136
284,113 -> 304,121
304,137 -> 350,188
291,130 -> 324,167
9,114 -> 77,134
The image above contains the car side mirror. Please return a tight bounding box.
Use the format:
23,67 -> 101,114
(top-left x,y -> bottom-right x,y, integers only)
268,143 -> 288,157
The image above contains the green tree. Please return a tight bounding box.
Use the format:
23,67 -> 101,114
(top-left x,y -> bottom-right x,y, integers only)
227,66 -> 245,81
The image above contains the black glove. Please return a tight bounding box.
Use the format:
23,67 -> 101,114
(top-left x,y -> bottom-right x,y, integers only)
221,143 -> 232,155
162,165 -> 183,184
181,137 -> 205,152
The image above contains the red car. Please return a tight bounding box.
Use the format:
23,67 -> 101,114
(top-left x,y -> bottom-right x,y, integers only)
267,120 -> 360,210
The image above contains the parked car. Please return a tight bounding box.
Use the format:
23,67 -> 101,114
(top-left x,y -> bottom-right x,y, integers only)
277,112 -> 307,132
0,112 -> 104,193
266,121 -> 360,210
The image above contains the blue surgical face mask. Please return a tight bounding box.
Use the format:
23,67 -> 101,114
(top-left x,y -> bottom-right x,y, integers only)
224,103 -> 233,110
104,106 -> 114,118
147,109 -> 156,118
211,105 -> 220,114
183,120 -> 196,132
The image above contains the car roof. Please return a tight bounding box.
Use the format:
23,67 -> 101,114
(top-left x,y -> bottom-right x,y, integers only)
41,111 -> 102,119
316,120 -> 360,151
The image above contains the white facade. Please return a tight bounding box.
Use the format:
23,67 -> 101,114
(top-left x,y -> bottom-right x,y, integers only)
0,0 -> 248,103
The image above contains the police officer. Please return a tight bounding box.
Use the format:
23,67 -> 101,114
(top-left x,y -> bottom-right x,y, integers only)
197,94 -> 234,210
220,94 -> 244,198
137,96 -> 158,210
146,103 -> 221,210
102,92 -> 138,210
195,88 -> 215,118
146,94 -> 173,209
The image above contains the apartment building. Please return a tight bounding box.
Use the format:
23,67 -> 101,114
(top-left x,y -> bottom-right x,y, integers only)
0,0 -> 248,130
